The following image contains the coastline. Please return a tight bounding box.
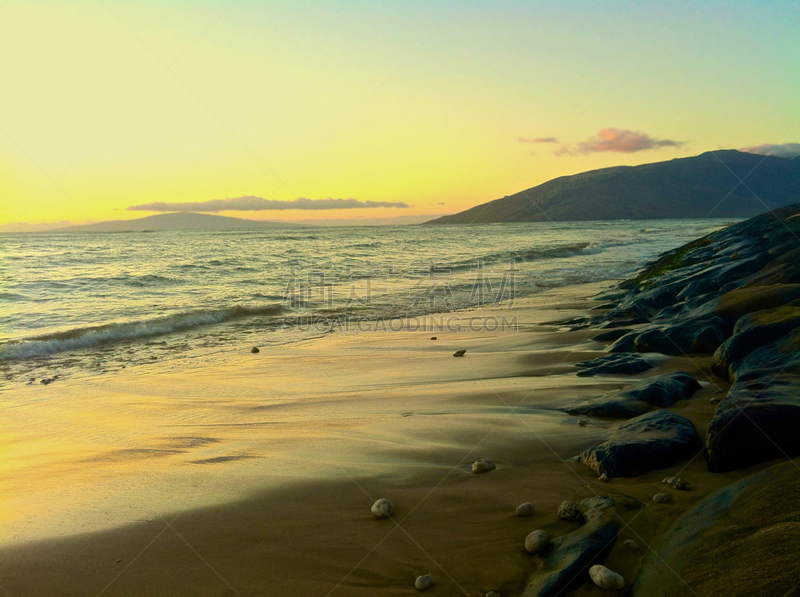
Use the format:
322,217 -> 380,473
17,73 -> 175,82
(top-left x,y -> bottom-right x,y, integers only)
0,279 -> 762,596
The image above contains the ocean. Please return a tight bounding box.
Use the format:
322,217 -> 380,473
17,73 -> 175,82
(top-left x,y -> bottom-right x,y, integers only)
0,220 -> 732,386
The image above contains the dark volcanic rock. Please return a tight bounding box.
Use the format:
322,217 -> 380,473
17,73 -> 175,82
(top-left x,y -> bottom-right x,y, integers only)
564,372 -> 701,418
577,410 -> 702,477
574,353 -> 654,376
632,461 -> 800,596
705,330 -> 800,472
522,510 -> 618,597
711,303 -> 800,379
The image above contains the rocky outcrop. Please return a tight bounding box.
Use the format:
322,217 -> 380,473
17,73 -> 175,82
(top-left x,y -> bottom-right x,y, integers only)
632,461 -> 800,596
577,410 -> 702,477
705,330 -> 800,472
588,204 -> 800,473
563,372 -> 701,418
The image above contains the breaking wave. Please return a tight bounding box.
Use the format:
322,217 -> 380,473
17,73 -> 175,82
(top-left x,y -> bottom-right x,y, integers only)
0,304 -> 283,359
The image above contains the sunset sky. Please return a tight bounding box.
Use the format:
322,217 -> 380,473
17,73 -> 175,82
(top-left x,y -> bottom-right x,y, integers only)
1,0 -> 798,229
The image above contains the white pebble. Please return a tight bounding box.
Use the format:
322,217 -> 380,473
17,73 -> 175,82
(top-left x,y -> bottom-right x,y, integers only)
371,498 -> 394,518
557,500 -> 581,520
624,539 -> 641,550
415,574 -> 434,590
524,530 -> 550,554
652,492 -> 671,503
589,564 -> 625,589
516,502 -> 534,516
598,473 -> 609,482
472,460 -> 496,474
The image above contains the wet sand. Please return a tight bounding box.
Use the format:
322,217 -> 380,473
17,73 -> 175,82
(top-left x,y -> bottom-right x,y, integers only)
0,282 -> 767,595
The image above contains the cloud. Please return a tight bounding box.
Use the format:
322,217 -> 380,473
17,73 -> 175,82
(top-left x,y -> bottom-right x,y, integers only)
519,136 -> 557,143
738,143 -> 800,159
128,196 -> 409,212
555,128 -> 684,156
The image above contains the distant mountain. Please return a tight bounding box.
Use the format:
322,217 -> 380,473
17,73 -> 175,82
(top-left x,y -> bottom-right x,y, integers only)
55,212 -> 307,232
426,150 -> 800,224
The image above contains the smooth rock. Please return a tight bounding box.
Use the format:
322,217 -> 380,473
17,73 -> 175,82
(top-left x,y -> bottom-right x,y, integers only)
589,564 -> 625,590
652,492 -> 671,503
453,349 -> 466,357
633,461 -> 800,596
516,502 -> 534,516
250,347 -> 260,353
524,530 -> 550,554
578,419 -> 587,426
522,511 -> 618,596
557,501 -> 581,520
472,459 -> 496,474
430,336 -> 437,340
598,473 -> 609,482
563,372 -> 700,419
705,330 -> 800,472
370,498 -> 394,518
415,574 -> 434,590
577,410 -> 702,477
624,539 -> 640,550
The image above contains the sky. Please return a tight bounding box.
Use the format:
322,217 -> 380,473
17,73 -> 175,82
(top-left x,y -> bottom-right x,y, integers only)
1,0 -> 798,229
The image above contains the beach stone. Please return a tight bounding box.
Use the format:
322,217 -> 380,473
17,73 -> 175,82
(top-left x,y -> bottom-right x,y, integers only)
574,353 -> 654,376
453,349 -> 466,357
633,461 -> 800,596
598,473 -> 609,482
557,500 -> 581,520
250,346 -> 260,353
370,498 -> 394,519
576,410 -> 702,477
624,539 -> 640,550
662,476 -> 691,490
522,511 -> 618,596
524,530 -> 550,554
430,336 -> 437,340
516,502 -> 534,516
589,564 -> 625,590
471,459 -> 496,474
414,574 -> 434,590
578,419 -> 587,426
652,492 -> 671,503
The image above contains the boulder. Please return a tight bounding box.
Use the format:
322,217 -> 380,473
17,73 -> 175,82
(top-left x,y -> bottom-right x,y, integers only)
705,328 -> 800,472
563,372 -> 701,418
522,511 -> 618,596
711,304 -> 800,379
577,410 -> 702,477
574,353 -> 654,376
632,461 -> 800,596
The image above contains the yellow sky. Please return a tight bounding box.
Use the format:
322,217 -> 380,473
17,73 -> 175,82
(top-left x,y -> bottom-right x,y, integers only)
1,1 -> 798,228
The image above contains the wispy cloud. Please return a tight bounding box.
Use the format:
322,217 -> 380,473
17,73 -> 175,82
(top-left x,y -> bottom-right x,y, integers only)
519,136 -> 557,143
128,197 -> 409,212
739,142 -> 800,159
555,128 -> 684,156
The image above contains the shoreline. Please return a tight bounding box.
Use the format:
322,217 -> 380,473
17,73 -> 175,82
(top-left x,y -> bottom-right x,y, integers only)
0,279 -> 765,596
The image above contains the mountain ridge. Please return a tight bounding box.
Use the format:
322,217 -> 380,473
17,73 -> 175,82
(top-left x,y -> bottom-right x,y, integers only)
425,150 -> 800,224
52,212 -> 307,232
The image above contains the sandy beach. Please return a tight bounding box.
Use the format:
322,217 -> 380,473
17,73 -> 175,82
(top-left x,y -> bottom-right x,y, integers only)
0,280 -> 762,596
